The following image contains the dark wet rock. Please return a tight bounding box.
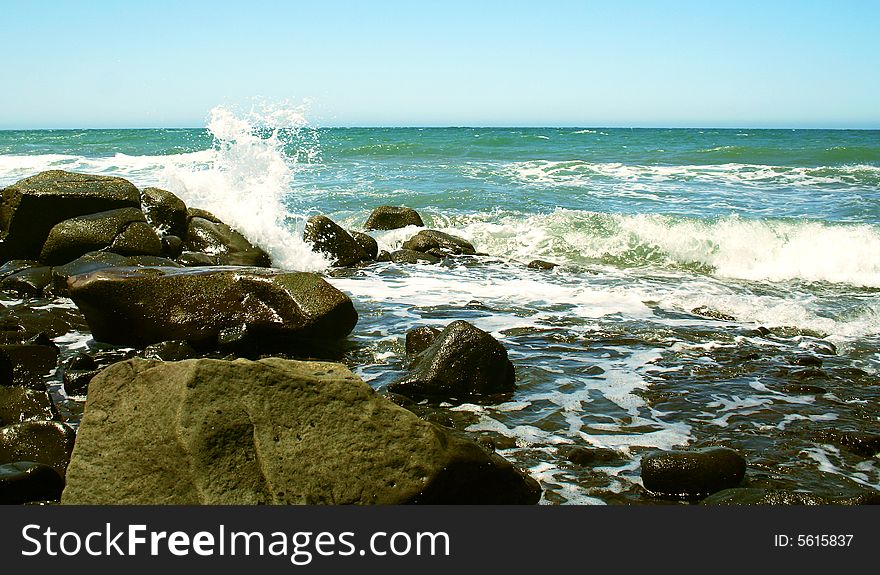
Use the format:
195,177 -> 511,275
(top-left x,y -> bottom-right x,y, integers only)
0,260 -> 41,280
141,187 -> 188,237
184,217 -> 271,267
176,251 -> 216,267
641,447 -> 746,499
751,326 -> 772,337
143,340 -> 198,361
564,446 -> 623,467
161,234 -> 183,258
402,230 -> 477,256
813,430 -> 880,458
110,221 -> 163,257
527,259 -> 558,270
26,333 -> 57,350
0,387 -> 56,425
0,266 -> 52,296
0,343 -> 59,389
303,216 -> 369,267
780,383 -> 827,395
692,305 -> 736,322
405,326 -> 441,355
186,207 -> 220,223
390,249 -> 440,264
789,368 -> 829,381
0,461 -> 65,504
67,352 -> 97,372
62,357 -> 541,504
39,207 -> 160,265
365,206 -> 424,231
702,487 -> 880,505
808,341 -> 837,356
376,250 -> 392,262
389,320 -> 516,401
0,170 -> 140,263
50,251 -> 181,295
63,369 -> 100,397
67,266 -> 358,350
50,251 -> 130,293
350,230 -> 379,261
0,420 -> 76,476
0,349 -> 12,386
792,355 -> 822,367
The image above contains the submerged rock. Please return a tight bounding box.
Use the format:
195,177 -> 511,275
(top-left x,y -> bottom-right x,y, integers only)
0,461 -> 65,504
702,487 -> 880,505
1,342 -> 59,388
303,215 -> 370,267
62,357 -> 541,504
389,320 -> 515,401
402,230 -> 476,256
0,170 -> 140,262
564,446 -> 623,467
813,430 -> 880,458
67,266 -> 358,349
365,206 -> 424,231
640,446 -> 746,499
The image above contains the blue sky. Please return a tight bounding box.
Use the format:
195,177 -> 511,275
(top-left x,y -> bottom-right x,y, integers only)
2,0 -> 878,128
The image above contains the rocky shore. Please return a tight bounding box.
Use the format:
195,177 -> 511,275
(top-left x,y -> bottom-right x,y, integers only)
1,170 -> 877,505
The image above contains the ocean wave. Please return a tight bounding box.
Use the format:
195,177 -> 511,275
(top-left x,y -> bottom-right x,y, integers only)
470,160 -> 880,189
435,209 -> 880,288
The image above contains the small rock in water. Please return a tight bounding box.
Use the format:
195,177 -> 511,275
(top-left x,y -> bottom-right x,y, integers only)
527,259 -> 558,270
0,267 -> 53,296
389,320 -> 515,401
691,305 -> 736,322
0,461 -> 65,504
141,187 -> 188,238
364,206 -> 424,231
390,249 -> 440,264
402,230 -> 476,256
702,487 -> 880,505
780,383 -> 827,395
640,446 -> 746,499
376,250 -> 392,262
565,446 -> 623,467
184,216 -> 272,267
0,387 -> 57,424
405,326 -> 441,355
792,354 -> 822,367
813,430 -> 880,458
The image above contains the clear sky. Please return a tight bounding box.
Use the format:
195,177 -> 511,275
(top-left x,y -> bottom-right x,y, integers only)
2,0 -> 878,128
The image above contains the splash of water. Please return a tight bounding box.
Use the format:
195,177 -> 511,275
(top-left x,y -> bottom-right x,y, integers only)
162,103 -> 329,271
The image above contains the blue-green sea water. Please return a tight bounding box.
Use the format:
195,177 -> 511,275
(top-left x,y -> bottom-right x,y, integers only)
1,112 -> 878,503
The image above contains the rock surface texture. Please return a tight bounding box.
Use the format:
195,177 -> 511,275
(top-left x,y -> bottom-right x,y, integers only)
61,358 -> 541,504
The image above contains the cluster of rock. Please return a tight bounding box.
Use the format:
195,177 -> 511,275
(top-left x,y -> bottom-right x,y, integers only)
0,170 -> 541,505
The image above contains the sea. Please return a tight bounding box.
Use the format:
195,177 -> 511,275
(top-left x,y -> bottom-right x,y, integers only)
1,107 -> 878,504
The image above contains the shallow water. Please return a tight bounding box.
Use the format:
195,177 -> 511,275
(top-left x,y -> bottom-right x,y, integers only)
1,112 -> 878,503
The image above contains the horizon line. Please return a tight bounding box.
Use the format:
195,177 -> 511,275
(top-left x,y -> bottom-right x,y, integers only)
1,124 -> 879,131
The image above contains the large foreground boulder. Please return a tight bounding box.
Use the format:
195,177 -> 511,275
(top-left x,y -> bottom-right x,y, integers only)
0,170 -> 141,262
365,206 -> 424,230
61,358 -> 541,504
389,320 -> 515,400
67,266 -> 358,349
641,447 -> 746,499
303,215 -> 370,267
